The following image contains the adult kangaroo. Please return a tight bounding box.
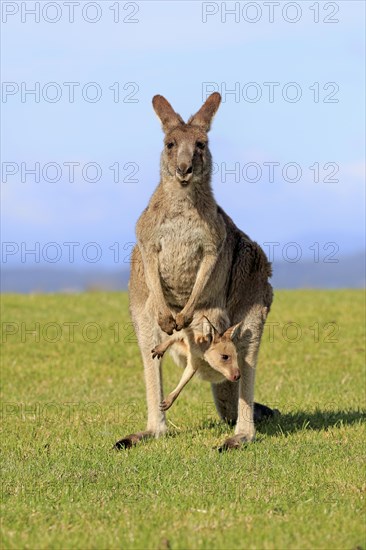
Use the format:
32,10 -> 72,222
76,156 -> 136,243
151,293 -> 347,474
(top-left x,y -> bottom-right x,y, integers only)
116,92 -> 274,451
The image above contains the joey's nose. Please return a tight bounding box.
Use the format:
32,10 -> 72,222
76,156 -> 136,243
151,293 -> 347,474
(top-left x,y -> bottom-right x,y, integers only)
232,371 -> 241,382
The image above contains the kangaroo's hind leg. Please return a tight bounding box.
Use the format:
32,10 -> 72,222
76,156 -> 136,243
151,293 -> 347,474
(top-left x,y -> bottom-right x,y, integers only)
115,310 -> 167,450
218,306 -> 266,451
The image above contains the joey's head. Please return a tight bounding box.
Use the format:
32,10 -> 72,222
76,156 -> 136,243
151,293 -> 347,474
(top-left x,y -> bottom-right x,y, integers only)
203,321 -> 242,383
152,93 -> 221,188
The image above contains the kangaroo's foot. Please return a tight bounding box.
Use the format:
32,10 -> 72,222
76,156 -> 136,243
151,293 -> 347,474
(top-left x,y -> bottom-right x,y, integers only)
160,399 -> 172,411
160,395 -> 175,411
114,431 -> 153,450
151,344 -> 166,359
217,433 -> 255,453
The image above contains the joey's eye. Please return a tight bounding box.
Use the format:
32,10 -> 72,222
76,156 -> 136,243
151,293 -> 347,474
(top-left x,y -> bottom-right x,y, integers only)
196,141 -> 205,150
166,142 -> 175,149
221,354 -> 229,361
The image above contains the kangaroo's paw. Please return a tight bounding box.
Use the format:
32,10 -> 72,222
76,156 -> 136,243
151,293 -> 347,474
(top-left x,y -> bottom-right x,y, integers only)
114,431 -> 153,450
151,345 -> 165,359
175,311 -> 193,331
195,333 -> 210,345
158,313 -> 176,335
217,433 -> 255,453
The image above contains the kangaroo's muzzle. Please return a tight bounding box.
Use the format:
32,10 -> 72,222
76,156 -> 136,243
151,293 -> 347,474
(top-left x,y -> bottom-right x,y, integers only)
176,164 -> 193,184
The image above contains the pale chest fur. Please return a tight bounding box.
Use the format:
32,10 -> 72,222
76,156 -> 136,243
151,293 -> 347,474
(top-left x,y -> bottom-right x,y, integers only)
157,211 -> 214,308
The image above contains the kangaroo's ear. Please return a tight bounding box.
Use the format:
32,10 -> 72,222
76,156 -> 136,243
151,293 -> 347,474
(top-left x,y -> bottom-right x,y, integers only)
152,95 -> 184,133
188,92 -> 221,132
203,315 -> 220,341
225,322 -> 242,341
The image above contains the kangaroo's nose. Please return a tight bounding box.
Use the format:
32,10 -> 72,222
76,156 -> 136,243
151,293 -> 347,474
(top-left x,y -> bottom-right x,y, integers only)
232,371 -> 241,382
177,164 -> 193,176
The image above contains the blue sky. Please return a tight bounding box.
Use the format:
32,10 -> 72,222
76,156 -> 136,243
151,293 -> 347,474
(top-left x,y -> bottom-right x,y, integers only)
1,1 -> 365,268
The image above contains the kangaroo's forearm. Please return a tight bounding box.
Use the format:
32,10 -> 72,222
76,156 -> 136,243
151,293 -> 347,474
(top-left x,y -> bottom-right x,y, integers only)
184,254 -> 217,312
140,248 -> 170,312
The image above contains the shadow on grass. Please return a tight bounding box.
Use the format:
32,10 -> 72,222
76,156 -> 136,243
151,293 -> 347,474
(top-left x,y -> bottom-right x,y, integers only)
173,408 -> 366,439
257,407 -> 366,437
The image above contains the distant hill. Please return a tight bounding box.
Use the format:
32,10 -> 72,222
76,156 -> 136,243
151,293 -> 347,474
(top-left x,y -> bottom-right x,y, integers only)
1,252 -> 364,293
271,252 -> 365,289
0,267 -> 130,294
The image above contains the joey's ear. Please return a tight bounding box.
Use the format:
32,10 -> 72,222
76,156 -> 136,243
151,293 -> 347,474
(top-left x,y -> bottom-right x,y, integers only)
188,92 -> 221,132
225,322 -> 242,341
205,332 -> 213,345
152,95 -> 184,133
203,315 -> 220,341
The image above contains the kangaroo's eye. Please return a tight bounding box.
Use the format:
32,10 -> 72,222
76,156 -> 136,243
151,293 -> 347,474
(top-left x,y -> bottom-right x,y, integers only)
221,354 -> 229,361
196,141 -> 205,150
166,142 -> 175,149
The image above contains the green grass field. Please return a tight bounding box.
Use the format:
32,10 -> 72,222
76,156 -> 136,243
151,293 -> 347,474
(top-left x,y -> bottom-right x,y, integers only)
1,290 -> 365,550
